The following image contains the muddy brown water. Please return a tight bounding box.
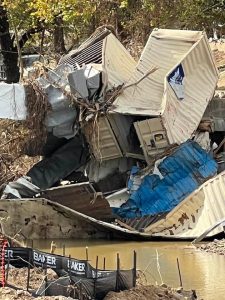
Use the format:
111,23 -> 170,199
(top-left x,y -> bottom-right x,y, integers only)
32,240 -> 225,300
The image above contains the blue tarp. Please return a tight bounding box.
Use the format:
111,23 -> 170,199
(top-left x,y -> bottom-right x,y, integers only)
115,140 -> 218,219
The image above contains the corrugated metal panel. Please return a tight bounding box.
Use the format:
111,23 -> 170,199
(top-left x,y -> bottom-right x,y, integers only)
103,34 -> 136,88
112,29 -> 201,115
117,213 -> 167,231
59,29 -> 111,67
84,116 -> 123,161
163,34 -> 219,144
145,171 -> 225,238
59,31 -> 135,90
114,140 -> 217,219
59,39 -> 104,70
42,182 -> 113,220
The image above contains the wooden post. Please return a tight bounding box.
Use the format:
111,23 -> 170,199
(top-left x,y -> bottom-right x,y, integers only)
50,241 -> 56,254
133,251 -> 137,287
26,250 -> 31,291
5,254 -> 10,283
62,245 -> 65,256
85,247 -> 88,261
95,256 -> 98,270
177,258 -> 183,287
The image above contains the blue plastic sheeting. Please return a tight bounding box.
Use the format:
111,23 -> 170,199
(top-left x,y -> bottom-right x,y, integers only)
115,140 -> 218,219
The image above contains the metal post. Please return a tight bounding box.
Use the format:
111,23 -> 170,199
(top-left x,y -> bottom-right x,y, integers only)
69,255 -> 72,281
103,257 -> 106,270
44,260 -> 47,295
93,256 -> 98,298
26,250 -> 31,291
116,253 -> 120,292
177,258 -> 183,287
133,251 -> 137,287
79,282 -> 82,300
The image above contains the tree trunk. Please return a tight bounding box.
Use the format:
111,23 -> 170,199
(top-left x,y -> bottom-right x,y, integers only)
0,6 -> 19,83
53,16 -> 66,54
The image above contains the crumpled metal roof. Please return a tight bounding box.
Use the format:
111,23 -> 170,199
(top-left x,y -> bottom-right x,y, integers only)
59,39 -> 104,69
59,28 -> 111,68
163,33 -> 219,144
59,30 -> 136,89
113,29 -> 203,114
145,170 -> 225,238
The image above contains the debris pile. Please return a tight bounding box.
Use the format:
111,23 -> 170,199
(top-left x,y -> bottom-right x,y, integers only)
197,239 -> 225,255
7,267 -> 58,290
104,285 -> 197,300
0,287 -> 73,300
1,26 -> 225,243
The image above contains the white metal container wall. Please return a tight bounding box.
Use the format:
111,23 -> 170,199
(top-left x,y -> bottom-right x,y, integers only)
87,117 -> 123,161
103,34 -> 136,89
112,29 -> 202,115
145,171 -> 225,238
163,34 -> 219,144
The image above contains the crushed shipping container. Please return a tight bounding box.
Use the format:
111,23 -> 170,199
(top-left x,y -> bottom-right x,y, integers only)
112,29 -> 219,146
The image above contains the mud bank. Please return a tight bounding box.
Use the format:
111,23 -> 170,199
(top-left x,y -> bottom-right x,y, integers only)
104,285 -> 197,300
1,285 -> 197,300
0,288 -> 72,300
197,239 -> 225,255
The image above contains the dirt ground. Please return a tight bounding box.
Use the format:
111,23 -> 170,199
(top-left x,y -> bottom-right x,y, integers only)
197,239 -> 225,255
0,267 -> 73,300
0,285 -> 197,300
1,267 -> 197,300
7,267 -> 58,290
0,288 -> 73,300
104,285 -> 197,300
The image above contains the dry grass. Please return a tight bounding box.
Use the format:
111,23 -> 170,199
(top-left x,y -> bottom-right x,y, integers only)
0,119 -> 39,186
0,80 -> 50,187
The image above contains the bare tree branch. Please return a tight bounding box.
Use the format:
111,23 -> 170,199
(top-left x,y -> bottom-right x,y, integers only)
19,26 -> 44,49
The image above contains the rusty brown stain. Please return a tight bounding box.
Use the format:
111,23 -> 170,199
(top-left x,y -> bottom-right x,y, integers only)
178,213 -> 189,225
169,229 -> 174,235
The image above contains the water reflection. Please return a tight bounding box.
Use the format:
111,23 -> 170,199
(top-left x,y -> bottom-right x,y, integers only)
33,239 -> 225,300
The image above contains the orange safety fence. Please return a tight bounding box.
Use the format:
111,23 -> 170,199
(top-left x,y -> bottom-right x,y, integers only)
0,238 -> 8,287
